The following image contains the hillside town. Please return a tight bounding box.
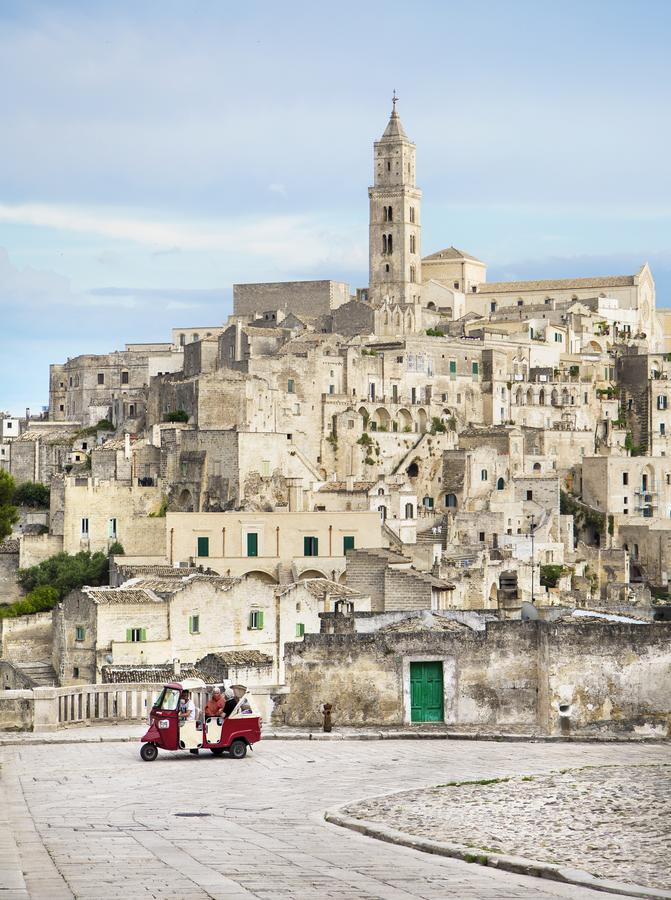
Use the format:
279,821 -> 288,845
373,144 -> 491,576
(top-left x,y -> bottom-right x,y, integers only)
1,101 -> 670,737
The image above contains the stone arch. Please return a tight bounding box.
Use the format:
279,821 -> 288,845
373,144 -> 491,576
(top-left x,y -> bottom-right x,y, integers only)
405,502 -> 414,519
515,388 -> 524,406
551,388 -> 559,406
373,407 -> 391,430
489,582 -> 498,602
562,388 -> 570,406
244,570 -> 279,585
397,408 -> 412,430
176,488 -> 194,512
298,568 -> 328,581
417,408 -> 428,433
427,301 -> 436,310
526,388 -> 534,405
445,492 -> 457,508
539,389 -> 545,406
496,477 -> 505,490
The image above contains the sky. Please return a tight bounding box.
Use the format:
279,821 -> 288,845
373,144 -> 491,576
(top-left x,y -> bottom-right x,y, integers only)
2,0 -> 671,414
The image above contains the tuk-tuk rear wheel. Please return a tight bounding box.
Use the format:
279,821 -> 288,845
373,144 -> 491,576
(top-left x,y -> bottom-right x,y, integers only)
210,748 -> 225,756
140,743 -> 158,762
229,739 -> 247,759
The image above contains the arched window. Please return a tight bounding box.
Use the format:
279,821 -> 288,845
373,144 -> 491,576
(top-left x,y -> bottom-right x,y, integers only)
405,503 -> 414,519
481,469 -> 488,481
388,206 -> 393,222
383,206 -> 388,222
445,493 -> 457,508
378,487 -> 385,496
378,505 -> 387,521
387,234 -> 393,254
497,477 -> 505,490
539,389 -> 545,405
382,235 -> 387,254
410,234 -> 416,253
533,462 -> 541,472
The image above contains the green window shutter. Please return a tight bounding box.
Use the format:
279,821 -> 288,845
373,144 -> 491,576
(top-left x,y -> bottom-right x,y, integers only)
343,535 -> 355,553
247,533 -> 258,557
258,610 -> 264,629
197,536 -> 209,557
248,612 -> 254,630
126,628 -> 132,642
140,628 -> 147,641
304,536 -> 310,556
449,360 -> 456,374
472,362 -> 479,375
189,616 -> 193,634
296,623 -> 305,637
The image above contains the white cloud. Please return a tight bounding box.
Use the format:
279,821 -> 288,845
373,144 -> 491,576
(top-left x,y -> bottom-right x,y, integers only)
268,183 -> 288,197
0,203 -> 365,271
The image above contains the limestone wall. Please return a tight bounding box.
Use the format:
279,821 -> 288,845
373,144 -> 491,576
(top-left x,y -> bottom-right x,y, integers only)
0,612 -> 53,662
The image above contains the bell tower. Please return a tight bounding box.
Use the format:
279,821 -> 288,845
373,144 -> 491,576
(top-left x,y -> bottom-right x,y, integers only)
368,93 -> 422,305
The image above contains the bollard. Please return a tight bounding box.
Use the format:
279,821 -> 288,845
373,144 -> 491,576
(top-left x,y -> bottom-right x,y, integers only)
322,702 -> 333,733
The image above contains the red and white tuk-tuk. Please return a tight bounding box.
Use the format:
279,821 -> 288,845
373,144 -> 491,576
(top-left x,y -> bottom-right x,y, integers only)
140,678 -> 261,761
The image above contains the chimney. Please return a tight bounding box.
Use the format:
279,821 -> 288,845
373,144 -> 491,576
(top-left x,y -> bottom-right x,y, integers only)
173,658 -> 181,676
287,477 -> 303,512
25,407 -> 30,421
124,433 -> 131,460
235,321 -> 243,362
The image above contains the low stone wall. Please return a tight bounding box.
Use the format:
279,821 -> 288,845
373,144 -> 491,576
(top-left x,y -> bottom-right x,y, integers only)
0,690 -> 33,731
0,612 -> 53,662
281,620 -> 671,736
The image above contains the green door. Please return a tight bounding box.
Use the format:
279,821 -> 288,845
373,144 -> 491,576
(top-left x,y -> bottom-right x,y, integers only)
410,661 -> 444,722
197,536 -> 209,558
247,532 -> 258,557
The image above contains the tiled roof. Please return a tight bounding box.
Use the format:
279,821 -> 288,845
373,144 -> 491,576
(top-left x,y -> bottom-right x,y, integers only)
15,429 -> 77,444
318,481 -> 374,493
96,436 -> 143,452
116,565 -> 200,578
121,575 -> 241,594
380,614 -> 467,634
101,664 -> 206,684
200,650 -> 274,667
423,246 -> 484,263
85,588 -> 164,605
0,538 -> 19,554
476,274 -> 636,295
278,578 -> 363,600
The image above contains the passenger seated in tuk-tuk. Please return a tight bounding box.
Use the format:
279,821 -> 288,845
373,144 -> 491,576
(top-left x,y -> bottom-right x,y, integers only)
223,686 -> 237,717
205,688 -> 225,718
178,690 -> 196,724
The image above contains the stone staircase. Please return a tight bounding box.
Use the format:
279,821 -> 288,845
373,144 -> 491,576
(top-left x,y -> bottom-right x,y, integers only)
14,661 -> 57,687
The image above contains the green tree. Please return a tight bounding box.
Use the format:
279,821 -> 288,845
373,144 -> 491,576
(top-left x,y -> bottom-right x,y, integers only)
13,481 -> 51,508
0,470 -> 18,543
163,410 -> 189,423
0,585 -> 60,619
18,550 -> 109,600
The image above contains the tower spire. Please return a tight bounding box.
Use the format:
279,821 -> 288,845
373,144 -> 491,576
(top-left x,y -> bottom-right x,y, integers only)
392,89 -> 398,113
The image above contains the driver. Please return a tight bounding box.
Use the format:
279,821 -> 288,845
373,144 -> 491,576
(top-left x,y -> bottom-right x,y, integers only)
178,690 -> 196,724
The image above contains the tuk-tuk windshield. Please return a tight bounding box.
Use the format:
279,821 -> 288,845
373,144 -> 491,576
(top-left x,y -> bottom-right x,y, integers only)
155,687 -> 181,711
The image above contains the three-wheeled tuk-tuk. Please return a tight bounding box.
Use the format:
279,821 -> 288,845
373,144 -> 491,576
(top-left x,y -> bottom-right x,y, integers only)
140,678 -> 261,761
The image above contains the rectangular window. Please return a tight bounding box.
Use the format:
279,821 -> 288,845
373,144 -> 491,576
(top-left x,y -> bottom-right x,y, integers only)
329,384 -> 335,394
248,610 -> 264,630
73,666 -> 80,678
261,460 -> 270,476
662,423 -> 666,435
127,628 -> 146,642
392,384 -> 398,403
296,623 -> 305,638
526,490 -> 533,501
343,535 -> 355,553
479,531 -> 485,542
189,615 -> 200,634
121,371 -> 129,385
472,362 -> 479,378
624,497 -> 628,504
409,206 -> 415,223
449,360 -> 457,375
81,517 -> 89,536
304,536 -> 319,557
369,383 -> 375,401
411,387 -> 417,404
197,536 -> 209,558
490,302 -> 496,313
623,472 -> 629,485
555,333 -> 562,342
108,518 -> 117,539
75,626 -> 85,642
246,532 -> 258,557
97,373 -> 104,385
287,379 -> 295,393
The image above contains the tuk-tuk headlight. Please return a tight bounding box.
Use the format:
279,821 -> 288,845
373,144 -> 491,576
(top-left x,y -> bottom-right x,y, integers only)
158,719 -> 170,729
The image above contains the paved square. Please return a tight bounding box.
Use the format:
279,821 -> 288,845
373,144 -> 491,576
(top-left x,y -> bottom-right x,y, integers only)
2,736 -> 669,899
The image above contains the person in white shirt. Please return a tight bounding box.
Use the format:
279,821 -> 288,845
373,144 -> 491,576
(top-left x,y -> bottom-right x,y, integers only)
178,690 -> 196,723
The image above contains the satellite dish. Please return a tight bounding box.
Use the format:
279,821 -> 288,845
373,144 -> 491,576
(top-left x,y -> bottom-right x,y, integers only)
105,654 -> 114,664
521,601 -> 539,621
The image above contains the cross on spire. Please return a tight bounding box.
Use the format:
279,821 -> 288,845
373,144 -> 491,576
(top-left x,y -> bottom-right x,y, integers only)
392,89 -> 398,113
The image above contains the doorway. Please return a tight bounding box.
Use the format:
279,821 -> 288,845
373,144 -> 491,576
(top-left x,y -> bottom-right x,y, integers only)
410,661 -> 444,722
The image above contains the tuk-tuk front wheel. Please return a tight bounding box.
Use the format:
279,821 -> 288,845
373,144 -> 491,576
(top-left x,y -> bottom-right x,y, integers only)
229,739 -> 247,759
210,748 -> 225,756
140,743 -> 158,762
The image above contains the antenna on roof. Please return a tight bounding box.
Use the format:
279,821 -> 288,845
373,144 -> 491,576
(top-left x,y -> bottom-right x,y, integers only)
391,89 -> 399,113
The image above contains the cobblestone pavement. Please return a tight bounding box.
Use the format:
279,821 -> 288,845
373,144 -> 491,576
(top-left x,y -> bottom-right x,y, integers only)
1,737 -> 670,899
343,762 -> 671,893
